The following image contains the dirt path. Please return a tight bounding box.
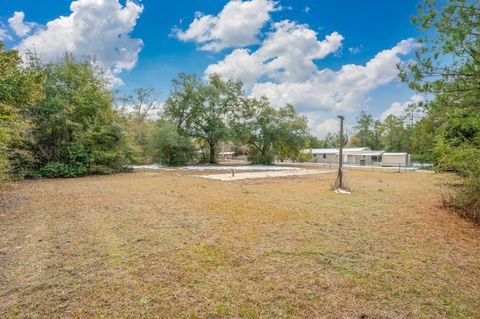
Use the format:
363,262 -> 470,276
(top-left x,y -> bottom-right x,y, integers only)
1,169 -> 479,318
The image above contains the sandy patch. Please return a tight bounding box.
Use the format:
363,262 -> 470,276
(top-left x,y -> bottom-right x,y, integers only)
197,169 -> 335,181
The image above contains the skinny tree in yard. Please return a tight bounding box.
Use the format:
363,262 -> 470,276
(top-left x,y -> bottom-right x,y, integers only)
163,74 -> 243,164
380,115 -> 409,152
353,111 -> 374,147
276,104 -> 310,161
401,101 -> 426,128
117,88 -> 160,161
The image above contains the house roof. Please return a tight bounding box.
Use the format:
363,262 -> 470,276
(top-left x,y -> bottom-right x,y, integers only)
309,147 -> 371,155
346,151 -> 384,156
383,152 -> 408,156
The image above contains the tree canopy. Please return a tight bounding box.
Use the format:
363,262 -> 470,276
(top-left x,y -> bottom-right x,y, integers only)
401,0 -> 480,220
233,98 -> 309,165
163,74 -> 243,163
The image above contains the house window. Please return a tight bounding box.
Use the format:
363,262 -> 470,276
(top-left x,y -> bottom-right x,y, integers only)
323,154 -> 326,159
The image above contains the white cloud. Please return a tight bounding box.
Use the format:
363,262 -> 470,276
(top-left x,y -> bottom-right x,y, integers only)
307,115 -> 354,137
118,101 -> 164,121
304,6 -> 311,13
175,0 -> 277,52
8,11 -> 37,37
205,20 -> 344,86
249,38 -> 420,113
314,118 -> 339,137
205,48 -> 264,88
15,0 -> 144,84
380,94 -> 426,121
204,21 -> 420,115
348,45 -> 362,54
0,27 -> 11,41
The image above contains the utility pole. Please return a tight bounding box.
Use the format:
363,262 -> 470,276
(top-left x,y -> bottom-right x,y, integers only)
338,115 -> 344,190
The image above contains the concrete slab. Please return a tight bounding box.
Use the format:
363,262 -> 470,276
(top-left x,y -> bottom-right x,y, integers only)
196,169 -> 335,181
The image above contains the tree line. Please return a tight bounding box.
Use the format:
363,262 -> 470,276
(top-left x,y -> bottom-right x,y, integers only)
345,105 -> 429,161
0,47 -> 311,181
400,0 -> 479,221
130,73 -> 311,166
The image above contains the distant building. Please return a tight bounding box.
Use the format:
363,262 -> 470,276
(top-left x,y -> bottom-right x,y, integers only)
306,147 -> 411,167
219,151 -> 235,160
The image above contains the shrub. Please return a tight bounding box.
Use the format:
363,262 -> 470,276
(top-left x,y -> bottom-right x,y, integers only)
149,120 -> 196,166
0,153 -> 10,184
247,147 -> 275,165
39,162 -> 89,178
9,149 -> 39,179
442,176 -> 480,223
436,143 -> 480,222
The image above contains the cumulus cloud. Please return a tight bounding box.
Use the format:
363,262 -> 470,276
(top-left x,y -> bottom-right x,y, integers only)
313,118 -> 339,137
174,0 -> 277,52
249,38 -> 420,113
205,20 -> 344,87
15,0 -> 144,84
207,23 -> 419,113
380,94 -> 426,121
8,11 -> 37,37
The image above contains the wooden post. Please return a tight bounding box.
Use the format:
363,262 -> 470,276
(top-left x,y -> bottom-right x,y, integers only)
338,115 -> 344,190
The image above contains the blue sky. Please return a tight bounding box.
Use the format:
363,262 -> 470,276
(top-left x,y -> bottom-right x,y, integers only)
0,0 -> 425,136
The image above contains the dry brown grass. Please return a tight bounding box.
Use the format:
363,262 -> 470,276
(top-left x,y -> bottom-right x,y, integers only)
1,168 -> 479,318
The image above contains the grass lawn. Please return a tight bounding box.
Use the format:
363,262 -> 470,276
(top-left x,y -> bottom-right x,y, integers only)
1,168 -> 479,318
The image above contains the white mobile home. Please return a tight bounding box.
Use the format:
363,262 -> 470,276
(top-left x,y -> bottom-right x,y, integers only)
381,153 -> 411,167
309,148 -> 342,163
309,147 -> 373,164
306,148 -> 411,167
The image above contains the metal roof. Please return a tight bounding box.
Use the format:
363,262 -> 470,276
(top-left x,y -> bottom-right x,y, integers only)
345,151 -> 384,156
383,152 -> 408,156
309,147 -> 371,155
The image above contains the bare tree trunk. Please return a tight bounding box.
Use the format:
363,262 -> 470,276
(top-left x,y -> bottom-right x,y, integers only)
209,144 -> 216,164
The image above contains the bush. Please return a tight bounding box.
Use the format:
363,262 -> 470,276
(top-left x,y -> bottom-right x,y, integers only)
0,153 -> 10,183
39,162 -> 89,178
442,176 -> 480,223
149,120 -> 196,166
9,149 -> 39,179
436,142 -> 480,222
247,147 -> 274,165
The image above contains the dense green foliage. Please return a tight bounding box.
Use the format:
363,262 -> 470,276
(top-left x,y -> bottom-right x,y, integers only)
350,112 -> 382,150
28,57 -> 131,177
149,120 -> 196,166
117,88 -> 158,163
233,98 -> 309,164
348,109 -> 426,154
0,50 -> 311,179
400,0 -> 480,221
162,74 -> 308,165
163,74 -> 243,164
0,49 -> 132,179
0,44 -> 43,181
